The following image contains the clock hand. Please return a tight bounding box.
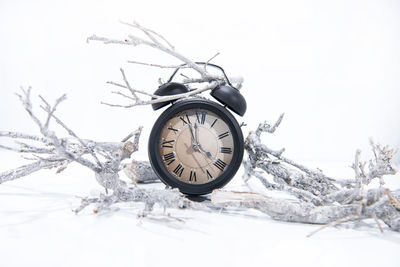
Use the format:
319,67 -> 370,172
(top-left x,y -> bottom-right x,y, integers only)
198,145 -> 213,158
199,151 -> 212,168
187,122 -> 199,151
194,123 -> 212,158
194,123 -> 199,143
183,142 -> 206,173
187,124 -> 213,165
195,144 -> 213,167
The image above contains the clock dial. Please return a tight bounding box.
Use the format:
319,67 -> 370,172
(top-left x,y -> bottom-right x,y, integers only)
149,99 -> 244,195
158,108 -> 234,185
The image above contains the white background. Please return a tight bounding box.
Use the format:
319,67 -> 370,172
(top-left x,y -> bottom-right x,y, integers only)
0,0 -> 399,266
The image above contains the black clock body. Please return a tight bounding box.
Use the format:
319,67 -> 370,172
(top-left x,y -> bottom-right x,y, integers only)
148,98 -> 244,195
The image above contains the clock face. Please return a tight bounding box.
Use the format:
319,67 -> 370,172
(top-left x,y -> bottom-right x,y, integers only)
148,99 -> 244,195
158,108 -> 234,184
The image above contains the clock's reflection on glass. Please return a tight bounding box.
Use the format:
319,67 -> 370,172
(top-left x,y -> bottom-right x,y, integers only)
158,108 -> 234,185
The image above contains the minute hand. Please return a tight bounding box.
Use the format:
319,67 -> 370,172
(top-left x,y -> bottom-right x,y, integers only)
194,123 -> 212,158
188,122 -> 196,145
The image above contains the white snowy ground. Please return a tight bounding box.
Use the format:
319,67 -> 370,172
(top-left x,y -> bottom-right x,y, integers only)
1,153 -> 399,267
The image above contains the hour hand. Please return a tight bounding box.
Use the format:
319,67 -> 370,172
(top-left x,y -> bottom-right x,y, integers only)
204,150 -> 212,158
198,145 -> 212,158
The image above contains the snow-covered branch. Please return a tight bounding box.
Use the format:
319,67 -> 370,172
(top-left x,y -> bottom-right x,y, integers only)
1,22 -> 399,236
243,114 -> 399,233
0,88 -> 210,214
0,87 -> 143,185
87,21 -> 243,108
1,90 -> 399,234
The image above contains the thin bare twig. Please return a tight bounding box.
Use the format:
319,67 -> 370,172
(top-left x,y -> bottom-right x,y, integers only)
127,60 -> 187,69
87,21 -> 239,108
204,52 -> 220,71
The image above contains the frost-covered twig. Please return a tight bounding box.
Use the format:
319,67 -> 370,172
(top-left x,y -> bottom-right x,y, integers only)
88,21 -> 207,77
73,187 -> 204,215
0,88 -> 209,214
126,60 -> 190,69
212,188 -> 400,233
2,21 -> 399,235
123,160 -> 159,184
0,88 -> 140,185
245,114 -> 338,205
101,79 -> 220,108
87,21 -> 242,108
1,90 -> 399,233
243,114 -> 399,233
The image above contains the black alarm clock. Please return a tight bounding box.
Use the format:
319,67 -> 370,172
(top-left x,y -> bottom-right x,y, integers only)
148,63 -> 246,195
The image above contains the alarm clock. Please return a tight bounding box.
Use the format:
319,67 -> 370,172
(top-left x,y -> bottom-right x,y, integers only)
148,63 -> 246,195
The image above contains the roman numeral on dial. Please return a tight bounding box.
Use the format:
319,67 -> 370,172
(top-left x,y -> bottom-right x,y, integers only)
196,111 -> 206,125
167,127 -> 179,132
189,170 -> 197,182
206,169 -> 213,180
211,119 -> 218,128
161,140 -> 175,148
218,131 -> 229,139
173,163 -> 184,177
163,152 -> 175,161
180,114 -> 191,125
219,147 -> 232,154
213,158 -> 227,172
163,152 -> 176,165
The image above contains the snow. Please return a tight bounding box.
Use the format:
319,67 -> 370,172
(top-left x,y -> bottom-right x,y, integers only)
1,158 -> 399,267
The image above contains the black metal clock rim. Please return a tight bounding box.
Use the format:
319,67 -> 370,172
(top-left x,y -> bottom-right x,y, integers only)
148,99 -> 244,195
